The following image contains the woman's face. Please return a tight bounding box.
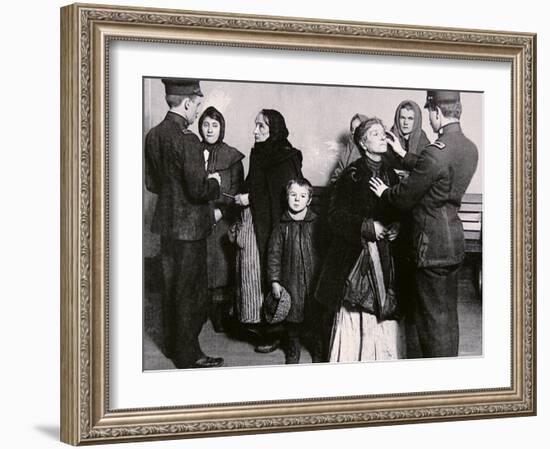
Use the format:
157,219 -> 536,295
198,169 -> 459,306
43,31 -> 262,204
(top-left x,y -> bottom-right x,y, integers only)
201,116 -> 221,144
253,113 -> 270,143
361,123 -> 387,154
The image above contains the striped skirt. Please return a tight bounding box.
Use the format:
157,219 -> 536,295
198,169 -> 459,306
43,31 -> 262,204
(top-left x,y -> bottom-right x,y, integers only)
234,207 -> 264,324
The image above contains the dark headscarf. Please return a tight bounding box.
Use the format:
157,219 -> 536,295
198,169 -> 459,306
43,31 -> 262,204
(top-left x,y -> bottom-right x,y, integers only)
390,100 -> 426,156
252,109 -> 299,168
260,109 -> 289,143
198,106 -> 226,144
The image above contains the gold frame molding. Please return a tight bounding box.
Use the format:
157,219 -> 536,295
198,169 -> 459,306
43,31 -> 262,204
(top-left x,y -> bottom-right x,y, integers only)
60,2 -> 537,445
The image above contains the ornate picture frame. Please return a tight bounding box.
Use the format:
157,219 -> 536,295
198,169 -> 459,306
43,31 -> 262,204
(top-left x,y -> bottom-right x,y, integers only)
60,3 -> 536,445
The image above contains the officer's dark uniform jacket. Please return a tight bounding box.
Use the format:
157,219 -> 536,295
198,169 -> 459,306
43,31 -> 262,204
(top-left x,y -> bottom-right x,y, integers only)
382,122 -> 478,268
145,112 -> 220,240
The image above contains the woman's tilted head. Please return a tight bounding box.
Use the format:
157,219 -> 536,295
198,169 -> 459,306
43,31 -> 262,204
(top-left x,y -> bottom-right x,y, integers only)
354,117 -> 387,155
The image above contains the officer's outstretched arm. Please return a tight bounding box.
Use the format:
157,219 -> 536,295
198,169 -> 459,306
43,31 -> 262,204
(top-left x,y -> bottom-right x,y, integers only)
381,149 -> 440,211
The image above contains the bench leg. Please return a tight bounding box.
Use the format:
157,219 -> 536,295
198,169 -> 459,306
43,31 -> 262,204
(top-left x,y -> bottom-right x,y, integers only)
476,256 -> 482,300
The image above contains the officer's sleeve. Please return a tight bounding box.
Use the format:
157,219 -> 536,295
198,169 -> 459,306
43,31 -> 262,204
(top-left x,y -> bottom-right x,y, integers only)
401,152 -> 419,171
144,131 -> 161,194
381,148 -> 440,211
181,133 -> 220,201
401,132 -> 431,170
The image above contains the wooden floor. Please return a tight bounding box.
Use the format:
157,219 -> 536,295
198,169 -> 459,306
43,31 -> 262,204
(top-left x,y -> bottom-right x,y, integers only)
143,260 -> 482,371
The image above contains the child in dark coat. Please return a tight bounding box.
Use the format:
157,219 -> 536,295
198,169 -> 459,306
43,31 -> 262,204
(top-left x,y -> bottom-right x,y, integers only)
267,178 -> 322,364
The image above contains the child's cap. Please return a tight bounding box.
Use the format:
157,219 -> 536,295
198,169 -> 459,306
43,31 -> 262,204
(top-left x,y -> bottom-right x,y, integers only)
263,286 -> 291,324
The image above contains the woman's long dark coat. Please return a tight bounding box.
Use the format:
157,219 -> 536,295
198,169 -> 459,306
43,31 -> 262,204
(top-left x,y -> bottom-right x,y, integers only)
245,140 -> 303,286
315,157 -> 400,312
205,142 -> 245,289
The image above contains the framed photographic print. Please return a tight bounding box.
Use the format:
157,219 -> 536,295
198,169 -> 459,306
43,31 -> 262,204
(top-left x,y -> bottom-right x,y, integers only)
60,2 -> 536,445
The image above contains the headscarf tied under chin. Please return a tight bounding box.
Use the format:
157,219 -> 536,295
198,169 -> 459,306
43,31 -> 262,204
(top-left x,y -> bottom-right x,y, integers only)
260,109 -> 289,144
390,100 -> 424,156
198,106 -> 226,145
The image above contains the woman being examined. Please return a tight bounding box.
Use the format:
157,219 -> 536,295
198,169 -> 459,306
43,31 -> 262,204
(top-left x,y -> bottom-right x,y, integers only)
198,106 -> 245,333
234,109 -> 303,353
315,118 -> 405,362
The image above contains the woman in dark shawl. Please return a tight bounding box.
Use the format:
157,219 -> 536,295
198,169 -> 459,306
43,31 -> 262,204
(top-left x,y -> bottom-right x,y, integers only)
198,106 -> 245,332
234,109 -> 303,352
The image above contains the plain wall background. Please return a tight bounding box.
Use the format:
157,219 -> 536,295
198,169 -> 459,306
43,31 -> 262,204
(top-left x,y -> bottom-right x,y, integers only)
0,0 -> 545,448
143,78 -> 483,256
143,78 -> 483,188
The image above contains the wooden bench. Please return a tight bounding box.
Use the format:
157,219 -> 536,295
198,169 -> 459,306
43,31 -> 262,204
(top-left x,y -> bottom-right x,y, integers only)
459,193 -> 482,255
459,193 -> 482,297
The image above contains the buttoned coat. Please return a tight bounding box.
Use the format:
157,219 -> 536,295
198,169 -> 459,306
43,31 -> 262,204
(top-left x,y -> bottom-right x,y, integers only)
245,141 -> 303,282
204,142 -> 245,289
381,122 -> 478,267
267,209 -> 320,323
145,112 -> 220,241
315,157 -> 400,312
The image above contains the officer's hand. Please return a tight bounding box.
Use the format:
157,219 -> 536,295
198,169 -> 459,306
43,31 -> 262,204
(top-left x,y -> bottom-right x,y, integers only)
214,208 -> 223,223
235,193 -> 250,207
386,131 -> 406,158
208,172 -> 221,184
271,282 -> 282,299
386,222 -> 401,241
369,177 -> 389,198
373,221 -> 387,240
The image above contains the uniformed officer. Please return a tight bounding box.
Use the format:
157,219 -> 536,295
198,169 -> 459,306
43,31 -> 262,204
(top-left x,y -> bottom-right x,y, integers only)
369,90 -> 479,357
145,78 -> 225,368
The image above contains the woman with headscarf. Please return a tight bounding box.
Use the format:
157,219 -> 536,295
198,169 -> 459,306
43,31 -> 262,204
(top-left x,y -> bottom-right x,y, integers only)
315,118 -> 405,362
329,112 -> 368,183
384,100 -> 431,358
233,109 -> 304,353
384,100 -> 430,175
198,106 -> 245,332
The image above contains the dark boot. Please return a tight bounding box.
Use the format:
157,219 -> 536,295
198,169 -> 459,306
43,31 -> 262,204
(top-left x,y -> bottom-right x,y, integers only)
310,337 -> 325,363
284,336 -> 301,364
209,288 -> 230,333
210,302 -> 226,333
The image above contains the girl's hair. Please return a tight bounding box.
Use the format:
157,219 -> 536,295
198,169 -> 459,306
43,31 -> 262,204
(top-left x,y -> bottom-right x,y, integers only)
286,178 -> 313,199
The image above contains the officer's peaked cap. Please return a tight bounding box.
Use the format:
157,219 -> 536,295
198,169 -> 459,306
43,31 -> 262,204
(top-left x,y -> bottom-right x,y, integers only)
425,90 -> 461,108
162,78 -> 203,97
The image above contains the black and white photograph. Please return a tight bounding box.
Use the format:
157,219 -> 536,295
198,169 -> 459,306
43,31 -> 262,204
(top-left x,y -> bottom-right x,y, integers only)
142,77 -> 483,371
